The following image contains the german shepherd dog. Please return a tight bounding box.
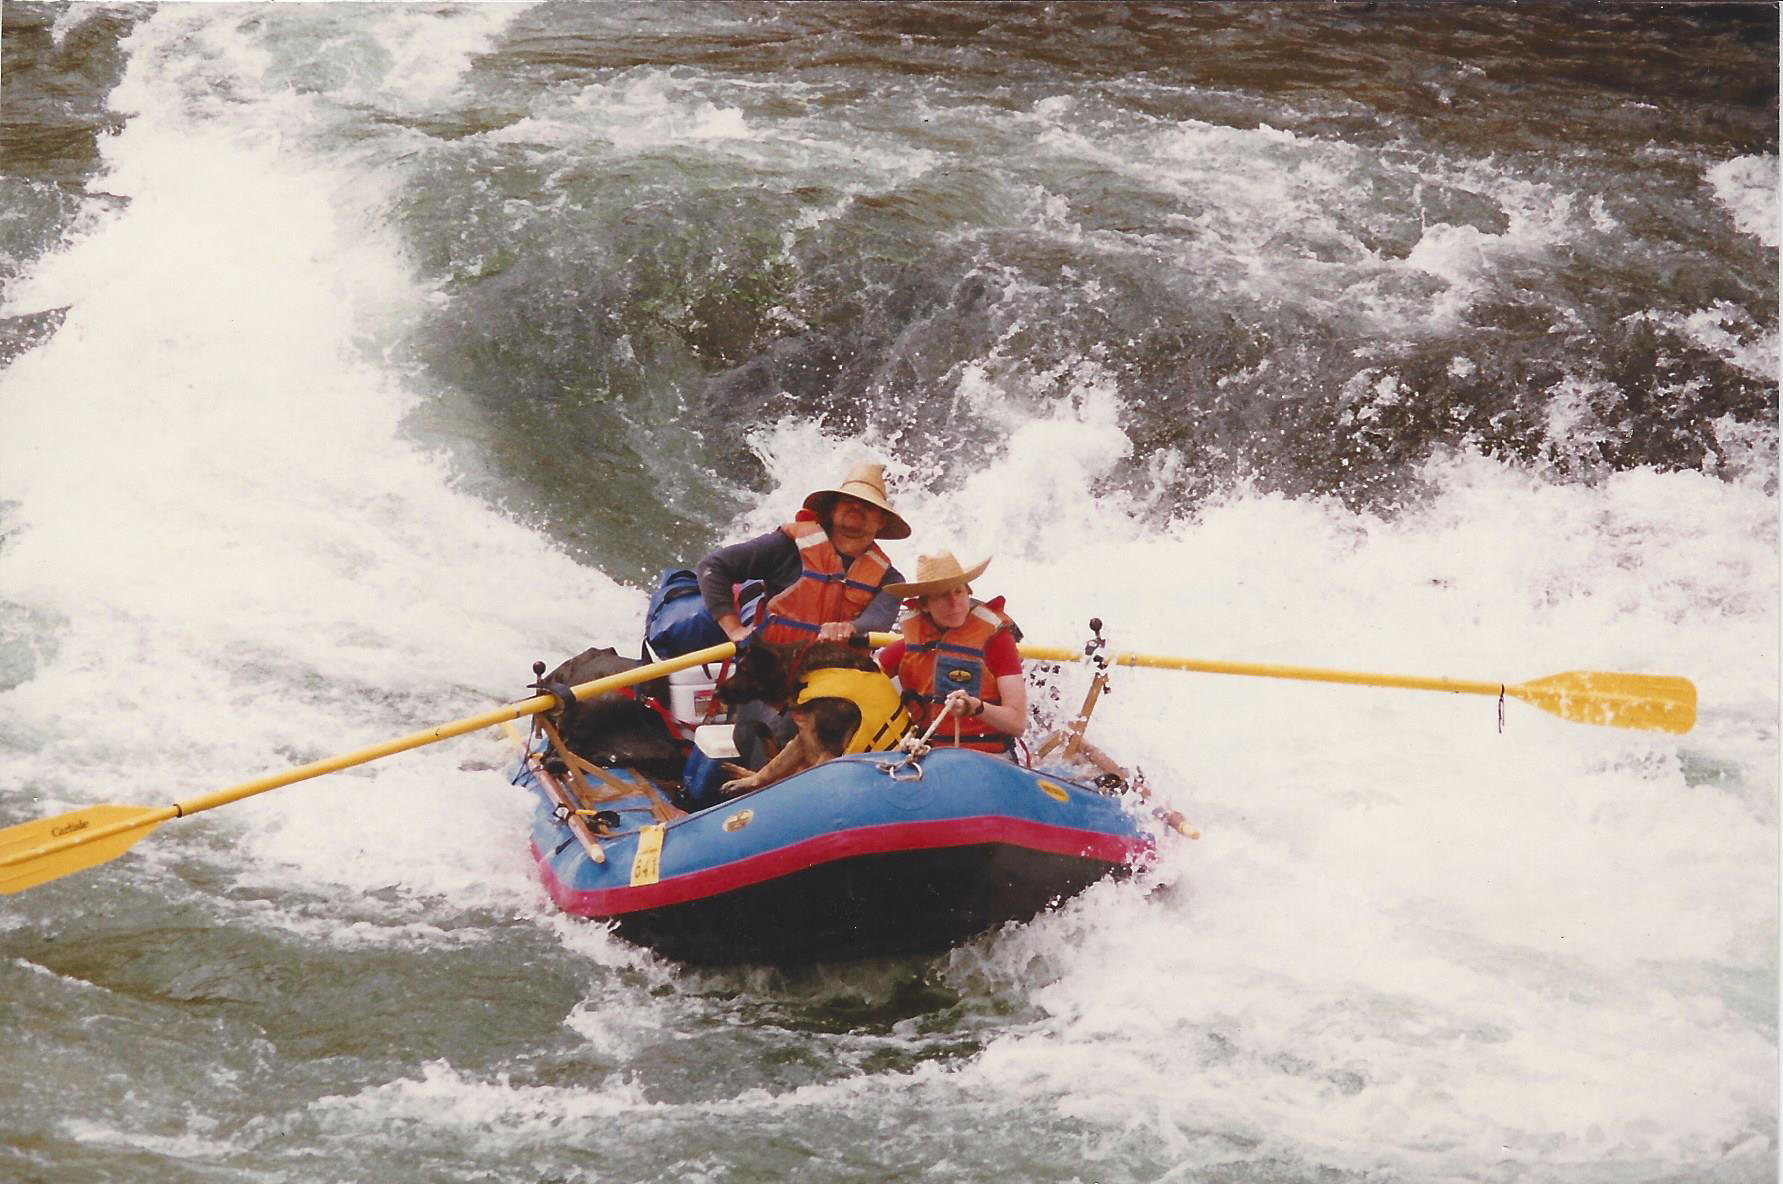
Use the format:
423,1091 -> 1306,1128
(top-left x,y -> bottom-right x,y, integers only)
716,640 -> 883,780
711,640 -> 887,793
535,640 -> 884,796
716,640 -> 879,713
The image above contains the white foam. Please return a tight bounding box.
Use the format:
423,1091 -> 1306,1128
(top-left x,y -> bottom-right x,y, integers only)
48,2 -> 125,47
489,71 -> 753,151
0,6 -> 635,920
58,1118 -> 239,1164
737,370 -> 1778,1173
1707,153 -> 1781,249
1624,301 -> 1780,383
306,1059 -> 656,1147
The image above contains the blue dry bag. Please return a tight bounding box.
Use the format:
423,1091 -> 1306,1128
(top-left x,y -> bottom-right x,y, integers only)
680,746 -> 731,810
644,568 -> 726,658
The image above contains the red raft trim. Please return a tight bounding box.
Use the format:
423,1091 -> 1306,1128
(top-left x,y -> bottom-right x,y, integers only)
532,814 -> 1153,918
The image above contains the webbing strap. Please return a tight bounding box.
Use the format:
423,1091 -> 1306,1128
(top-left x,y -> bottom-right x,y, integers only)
863,705 -> 913,751
762,614 -> 822,635
538,719 -> 679,822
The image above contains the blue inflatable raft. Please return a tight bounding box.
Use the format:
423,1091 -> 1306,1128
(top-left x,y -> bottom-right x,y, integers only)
509,738 -> 1155,965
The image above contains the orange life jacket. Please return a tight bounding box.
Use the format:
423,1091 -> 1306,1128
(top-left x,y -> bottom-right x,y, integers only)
755,518 -> 893,647
897,597 -> 1020,752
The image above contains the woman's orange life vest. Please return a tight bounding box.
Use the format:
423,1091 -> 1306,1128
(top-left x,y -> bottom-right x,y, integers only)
896,597 -> 1020,752
754,517 -> 894,647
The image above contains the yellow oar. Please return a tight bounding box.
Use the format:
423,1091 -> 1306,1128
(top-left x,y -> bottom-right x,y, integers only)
0,641 -> 738,895
866,635 -> 1696,734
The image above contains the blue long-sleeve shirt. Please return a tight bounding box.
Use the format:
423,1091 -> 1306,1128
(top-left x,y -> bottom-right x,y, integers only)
696,528 -> 905,637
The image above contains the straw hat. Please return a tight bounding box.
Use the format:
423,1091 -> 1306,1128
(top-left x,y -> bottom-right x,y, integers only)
882,551 -> 991,598
802,461 -> 911,540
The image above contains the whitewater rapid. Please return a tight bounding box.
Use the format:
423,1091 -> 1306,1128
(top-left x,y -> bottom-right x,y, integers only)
0,5 -> 1773,1181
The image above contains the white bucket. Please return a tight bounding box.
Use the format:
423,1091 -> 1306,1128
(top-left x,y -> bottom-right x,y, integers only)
668,678 -> 726,729
645,641 -> 730,729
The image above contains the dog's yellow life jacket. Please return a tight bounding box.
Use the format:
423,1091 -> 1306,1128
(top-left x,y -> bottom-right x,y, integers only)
796,667 -> 911,755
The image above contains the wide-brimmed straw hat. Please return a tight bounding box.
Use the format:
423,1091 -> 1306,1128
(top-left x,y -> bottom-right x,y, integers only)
882,550 -> 991,598
802,461 -> 911,540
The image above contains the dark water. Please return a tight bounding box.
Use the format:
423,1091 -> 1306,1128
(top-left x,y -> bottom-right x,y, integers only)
1,4 -> 1776,1182
8,3 -> 1774,575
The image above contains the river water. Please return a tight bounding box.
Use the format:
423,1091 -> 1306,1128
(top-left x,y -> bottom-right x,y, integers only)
1,4 -> 1777,1181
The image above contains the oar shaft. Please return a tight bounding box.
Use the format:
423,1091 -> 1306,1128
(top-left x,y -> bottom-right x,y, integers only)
1019,644 -> 1506,698
868,634 -> 1503,697
864,633 -> 1692,732
1,641 -> 743,881
175,640 -> 738,819
172,695 -> 556,818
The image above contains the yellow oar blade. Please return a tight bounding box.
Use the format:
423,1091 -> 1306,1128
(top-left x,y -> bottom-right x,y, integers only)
1510,671 -> 1698,735
0,805 -> 173,895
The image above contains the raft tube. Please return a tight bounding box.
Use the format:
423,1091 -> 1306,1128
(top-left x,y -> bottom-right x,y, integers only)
511,743 -> 1154,965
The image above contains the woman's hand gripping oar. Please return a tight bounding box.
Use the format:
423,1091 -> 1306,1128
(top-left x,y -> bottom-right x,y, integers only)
0,642 -> 741,894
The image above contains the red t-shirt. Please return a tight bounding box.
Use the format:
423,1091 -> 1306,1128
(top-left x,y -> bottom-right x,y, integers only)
877,631 -> 1022,683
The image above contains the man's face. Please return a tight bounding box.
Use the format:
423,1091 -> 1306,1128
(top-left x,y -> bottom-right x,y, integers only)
828,494 -> 886,556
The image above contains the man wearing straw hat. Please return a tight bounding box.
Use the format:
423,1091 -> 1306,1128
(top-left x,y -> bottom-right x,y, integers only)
876,550 -> 1027,754
695,461 -> 910,648
696,462 -> 909,771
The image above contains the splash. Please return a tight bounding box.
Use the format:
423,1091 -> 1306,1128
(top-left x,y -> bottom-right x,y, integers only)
1708,153 -> 1781,249
0,5 -> 629,907
729,366 -> 1777,1173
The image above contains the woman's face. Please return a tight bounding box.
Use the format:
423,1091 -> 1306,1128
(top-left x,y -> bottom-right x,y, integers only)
923,585 -> 972,629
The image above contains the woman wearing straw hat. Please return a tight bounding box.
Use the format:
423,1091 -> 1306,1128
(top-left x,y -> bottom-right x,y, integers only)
695,461 -> 910,648
876,551 -> 1027,754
